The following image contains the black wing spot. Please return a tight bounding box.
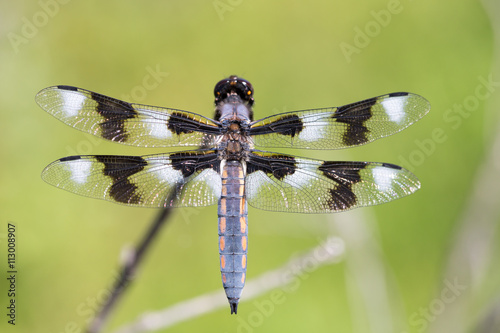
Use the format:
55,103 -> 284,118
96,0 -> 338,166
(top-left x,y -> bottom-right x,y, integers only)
273,115 -> 303,138
319,161 -> 366,184
95,156 -> 147,204
59,155 -> 82,162
169,151 -> 220,178
382,162 -> 402,170
91,92 -> 138,142
319,161 -> 367,210
333,97 -> 377,146
167,112 -> 196,135
327,187 -> 357,211
57,85 -> 78,91
250,114 -> 304,137
388,92 -> 409,97
247,153 -> 297,181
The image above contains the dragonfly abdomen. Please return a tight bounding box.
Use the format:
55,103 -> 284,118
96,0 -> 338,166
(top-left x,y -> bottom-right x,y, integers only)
218,160 -> 248,314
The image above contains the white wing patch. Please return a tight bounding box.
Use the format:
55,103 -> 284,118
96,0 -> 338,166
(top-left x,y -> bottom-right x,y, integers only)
196,168 -> 222,198
154,164 -> 184,184
298,112 -> 331,142
135,108 -> 172,140
245,170 -> 267,201
60,90 -> 85,118
68,160 -> 92,184
283,160 -> 321,187
143,119 -> 172,140
381,95 -> 407,124
371,166 -> 398,192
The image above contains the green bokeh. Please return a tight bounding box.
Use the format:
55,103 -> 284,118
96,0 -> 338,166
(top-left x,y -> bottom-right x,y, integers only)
0,0 -> 498,332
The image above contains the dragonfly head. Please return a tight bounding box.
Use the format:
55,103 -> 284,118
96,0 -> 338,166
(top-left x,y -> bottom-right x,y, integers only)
214,75 -> 254,106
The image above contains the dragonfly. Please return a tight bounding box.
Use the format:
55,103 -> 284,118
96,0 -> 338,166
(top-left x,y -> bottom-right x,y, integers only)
37,76 -> 430,314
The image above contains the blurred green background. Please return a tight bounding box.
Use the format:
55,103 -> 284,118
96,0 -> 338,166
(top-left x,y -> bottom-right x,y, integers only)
1,0 -> 499,332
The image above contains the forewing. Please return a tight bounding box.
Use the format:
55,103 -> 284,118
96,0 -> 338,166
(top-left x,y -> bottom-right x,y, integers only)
41,150 -> 222,208
36,86 -> 221,147
249,92 -> 430,149
245,151 -> 420,213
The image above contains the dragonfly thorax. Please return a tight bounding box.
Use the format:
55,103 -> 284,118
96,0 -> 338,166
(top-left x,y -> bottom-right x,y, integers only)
219,122 -> 251,161
215,95 -> 254,123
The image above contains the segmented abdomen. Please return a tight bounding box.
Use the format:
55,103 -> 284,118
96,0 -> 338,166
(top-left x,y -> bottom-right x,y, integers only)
218,160 -> 248,314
